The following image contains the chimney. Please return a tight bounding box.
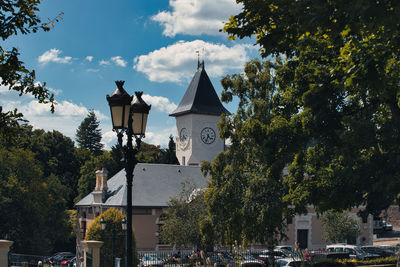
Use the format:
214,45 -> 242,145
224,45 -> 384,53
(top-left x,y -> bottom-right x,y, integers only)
92,167 -> 108,204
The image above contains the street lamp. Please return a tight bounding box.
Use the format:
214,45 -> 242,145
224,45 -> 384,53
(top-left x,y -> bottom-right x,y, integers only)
106,81 -> 151,267
100,217 -> 128,267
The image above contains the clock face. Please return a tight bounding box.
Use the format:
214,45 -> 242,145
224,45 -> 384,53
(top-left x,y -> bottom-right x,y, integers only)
180,128 -> 188,142
179,128 -> 189,150
200,127 -> 216,144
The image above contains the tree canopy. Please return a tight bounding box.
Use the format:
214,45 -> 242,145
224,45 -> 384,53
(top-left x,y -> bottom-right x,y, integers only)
76,110 -> 104,155
86,208 -> 138,267
219,0 -> 400,217
0,0 -> 58,137
321,210 -> 360,244
0,147 -> 71,254
160,182 -> 206,248
202,59 -> 290,247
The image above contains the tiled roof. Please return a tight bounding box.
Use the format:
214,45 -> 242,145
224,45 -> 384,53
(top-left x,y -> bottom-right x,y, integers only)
169,62 -> 229,117
75,163 -> 207,207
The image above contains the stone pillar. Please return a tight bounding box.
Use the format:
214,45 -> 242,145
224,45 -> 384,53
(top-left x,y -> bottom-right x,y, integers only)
81,240 -> 103,267
0,240 -> 13,267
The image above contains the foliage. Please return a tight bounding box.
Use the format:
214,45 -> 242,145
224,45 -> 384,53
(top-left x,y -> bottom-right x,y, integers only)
0,107 -> 27,146
202,59 -> 290,247
135,141 -> 163,163
75,151 -> 121,203
0,0 -> 56,137
320,211 -> 360,244
312,259 -> 354,267
160,182 -> 206,248
158,135 -> 179,164
0,147 -> 70,254
85,208 -> 138,267
339,256 -> 397,266
76,110 -> 104,155
18,127 -> 80,208
135,137 -> 179,164
222,0 -> 400,215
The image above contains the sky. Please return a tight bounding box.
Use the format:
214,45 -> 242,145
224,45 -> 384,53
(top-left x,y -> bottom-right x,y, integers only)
1,0 -> 260,149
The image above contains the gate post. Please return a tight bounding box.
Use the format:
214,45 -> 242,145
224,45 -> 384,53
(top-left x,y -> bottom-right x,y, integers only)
0,240 -> 13,267
82,240 -> 103,267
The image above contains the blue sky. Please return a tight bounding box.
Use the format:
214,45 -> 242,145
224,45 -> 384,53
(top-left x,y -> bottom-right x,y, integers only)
1,0 -> 260,149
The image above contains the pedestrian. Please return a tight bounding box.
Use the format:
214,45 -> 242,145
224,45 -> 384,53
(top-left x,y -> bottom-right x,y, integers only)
304,248 -> 311,261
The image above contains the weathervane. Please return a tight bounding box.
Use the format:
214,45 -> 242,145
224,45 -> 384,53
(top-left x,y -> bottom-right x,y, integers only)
196,49 -> 205,69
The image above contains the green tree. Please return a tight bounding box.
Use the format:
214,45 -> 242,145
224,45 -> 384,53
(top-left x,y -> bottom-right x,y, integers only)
136,142 -> 163,163
86,208 -> 138,267
76,110 -> 104,155
222,0 -> 400,216
0,1 -> 60,137
321,210 -> 360,244
160,182 -> 206,248
202,59 -> 290,248
0,147 -> 70,254
159,135 -> 179,164
19,128 -> 80,208
75,151 -> 121,202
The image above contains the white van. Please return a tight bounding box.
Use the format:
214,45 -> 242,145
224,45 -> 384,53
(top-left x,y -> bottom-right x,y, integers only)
326,244 -> 379,260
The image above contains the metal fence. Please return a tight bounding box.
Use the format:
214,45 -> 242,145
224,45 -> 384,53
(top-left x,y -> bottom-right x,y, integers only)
137,249 -> 270,267
8,253 -> 47,267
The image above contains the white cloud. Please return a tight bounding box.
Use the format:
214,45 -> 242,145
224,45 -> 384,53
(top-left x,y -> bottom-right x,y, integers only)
19,100 -> 107,120
86,56 -> 94,62
101,124 -> 176,149
134,40 -> 252,83
145,126 -> 176,147
101,130 -> 117,150
99,56 -> 128,67
86,68 -> 100,72
142,94 -> 177,113
152,0 -> 242,37
49,87 -> 62,96
0,83 -> 9,93
38,49 -> 72,65
99,60 -> 110,66
111,56 -> 128,67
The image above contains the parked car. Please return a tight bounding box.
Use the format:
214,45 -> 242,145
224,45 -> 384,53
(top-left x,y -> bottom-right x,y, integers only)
275,246 -> 295,254
382,221 -> 393,232
140,254 -> 163,267
206,252 -> 235,267
373,219 -> 384,234
45,252 -> 75,265
238,254 -> 265,267
61,256 -> 76,267
257,249 -> 292,266
361,246 -> 395,257
274,258 -> 311,267
326,244 -> 379,260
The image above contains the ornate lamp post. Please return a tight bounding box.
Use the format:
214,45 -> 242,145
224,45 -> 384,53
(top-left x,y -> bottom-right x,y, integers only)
106,81 -> 151,267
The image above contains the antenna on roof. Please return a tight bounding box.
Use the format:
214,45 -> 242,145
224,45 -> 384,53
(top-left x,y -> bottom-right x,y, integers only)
202,48 -> 205,67
196,50 -> 200,68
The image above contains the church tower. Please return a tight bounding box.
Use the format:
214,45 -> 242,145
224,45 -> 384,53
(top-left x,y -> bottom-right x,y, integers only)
169,61 -> 229,166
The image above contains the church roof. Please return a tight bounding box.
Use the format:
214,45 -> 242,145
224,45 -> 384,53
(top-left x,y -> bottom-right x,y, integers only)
169,62 -> 230,117
75,163 -> 208,208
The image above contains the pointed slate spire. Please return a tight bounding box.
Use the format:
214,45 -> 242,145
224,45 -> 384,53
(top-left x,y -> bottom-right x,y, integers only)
169,62 -> 229,117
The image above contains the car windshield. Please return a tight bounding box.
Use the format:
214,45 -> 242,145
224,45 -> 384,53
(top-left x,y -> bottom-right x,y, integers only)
143,255 -> 161,261
242,254 -> 256,260
289,261 -> 310,267
354,247 -> 366,255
